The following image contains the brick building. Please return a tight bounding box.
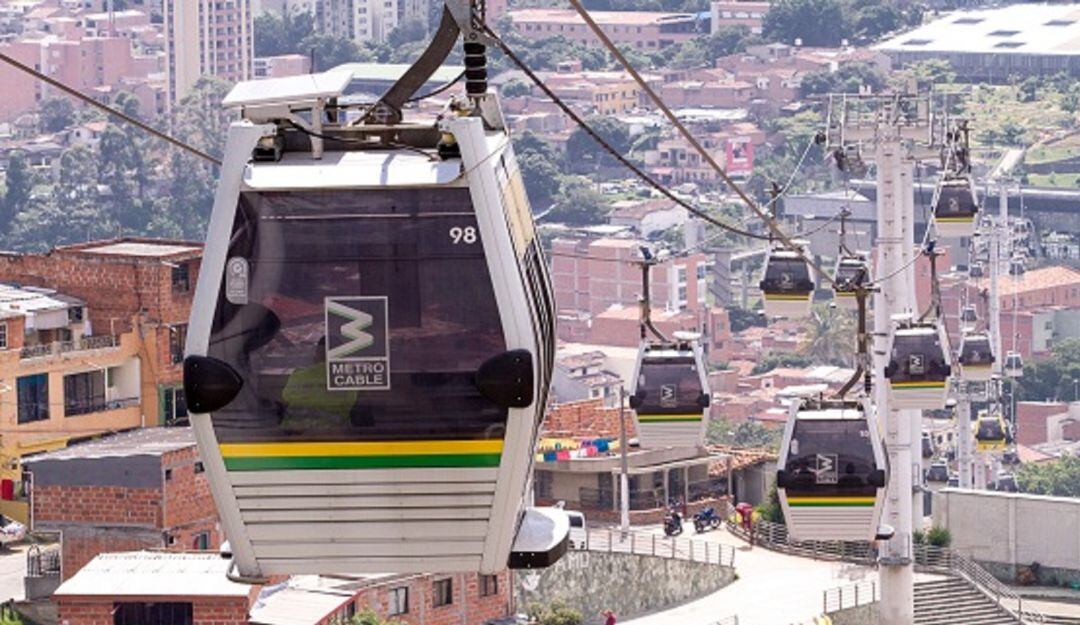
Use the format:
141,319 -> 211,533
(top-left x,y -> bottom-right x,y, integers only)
1016,401 -> 1080,447
54,552 -> 254,625
0,238 -> 203,426
710,1 -> 769,34
508,9 -> 697,50
23,428 -> 219,581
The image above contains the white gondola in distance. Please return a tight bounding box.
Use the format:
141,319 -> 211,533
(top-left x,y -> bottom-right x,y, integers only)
933,176 -> 979,239
884,321 -> 951,410
959,305 -> 978,332
831,254 -> 870,311
180,71 -> 565,578
776,398 -> 887,542
958,331 -> 994,382
1004,351 -> 1024,378
973,410 -> 1009,452
760,246 -> 815,319
629,336 -> 711,449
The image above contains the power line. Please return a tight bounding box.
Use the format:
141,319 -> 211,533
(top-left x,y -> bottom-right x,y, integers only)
0,51 -> 221,166
559,0 -> 835,287
484,28 -> 770,242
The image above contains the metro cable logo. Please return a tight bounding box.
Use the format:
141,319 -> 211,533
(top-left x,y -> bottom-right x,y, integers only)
325,296 -> 390,391
660,384 -> 677,408
814,453 -> 838,485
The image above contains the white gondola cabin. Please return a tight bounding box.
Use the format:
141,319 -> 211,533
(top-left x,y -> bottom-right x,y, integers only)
1004,351 -> 1024,378
884,322 -> 951,410
969,262 -> 984,279
1009,256 -> 1026,276
629,337 -> 710,449
831,254 -> 870,311
182,72 -> 566,578
776,399 -> 887,542
960,305 -> 978,332
760,247 -> 815,318
973,410 -> 1008,452
933,176 -> 979,238
958,332 -> 994,382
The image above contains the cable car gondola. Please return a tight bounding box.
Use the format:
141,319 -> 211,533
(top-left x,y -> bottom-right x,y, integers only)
831,254 -> 870,311
1009,256 -> 1026,276
969,262 -> 984,279
958,331 -> 994,382
629,337 -> 710,449
884,321 -> 951,410
933,176 -> 979,238
760,247 -> 815,318
1004,351 -> 1024,378
181,68 -> 566,577
776,399 -> 887,542
960,305 -> 978,332
973,410 -> 1009,452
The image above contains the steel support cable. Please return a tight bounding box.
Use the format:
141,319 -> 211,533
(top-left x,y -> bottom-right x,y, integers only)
0,51 -> 221,166
559,0 -> 836,287
483,27 -> 769,242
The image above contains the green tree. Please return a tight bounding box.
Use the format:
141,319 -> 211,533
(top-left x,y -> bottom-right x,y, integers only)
707,417 -> 782,450
301,33 -> 369,71
799,304 -> 856,366
254,8 -> 315,56
1018,76 -> 1040,103
546,176 -> 608,225
501,79 -> 532,98
909,59 -> 956,89
518,151 -> 562,210
98,124 -> 151,231
756,485 -> 785,524
763,0 -> 846,47
801,62 -> 886,97
726,304 -> 767,332
1,151 -> 33,240
1017,455 -> 1080,498
39,97 -> 75,133
750,351 -> 813,375
1016,338 -> 1080,403
13,147 -> 114,249
527,601 -> 583,625
350,608 -> 403,625
387,18 -> 429,48
565,116 -> 630,172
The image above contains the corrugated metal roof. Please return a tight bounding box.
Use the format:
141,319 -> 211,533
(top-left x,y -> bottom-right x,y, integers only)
53,552 -> 251,598
22,427 -> 194,464
875,4 -> 1080,56
250,575 -> 398,625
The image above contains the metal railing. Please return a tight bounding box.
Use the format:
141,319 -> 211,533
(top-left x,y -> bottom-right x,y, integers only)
724,508 -> 1045,625
913,545 -> 1045,624
576,526 -> 736,568
823,581 -> 878,614
20,335 -> 118,359
64,396 -> 140,416
26,545 -> 60,578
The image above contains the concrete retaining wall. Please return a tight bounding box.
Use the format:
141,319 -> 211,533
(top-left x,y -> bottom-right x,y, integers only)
513,550 -> 735,624
934,488 -> 1080,584
828,604 -> 876,625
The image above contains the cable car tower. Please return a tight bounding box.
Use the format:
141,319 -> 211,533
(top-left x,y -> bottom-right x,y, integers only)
824,91 -> 952,625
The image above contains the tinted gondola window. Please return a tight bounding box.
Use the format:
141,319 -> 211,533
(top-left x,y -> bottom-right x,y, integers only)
636,357 -> 702,414
762,257 -> 814,292
783,420 -> 877,497
888,331 -> 949,383
207,189 -> 508,443
976,419 -> 1004,440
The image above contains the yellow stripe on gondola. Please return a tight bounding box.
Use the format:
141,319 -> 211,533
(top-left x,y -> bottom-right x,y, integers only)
763,293 -> 812,300
936,216 -> 975,222
220,440 -> 505,458
891,381 -> 947,389
787,496 -> 877,506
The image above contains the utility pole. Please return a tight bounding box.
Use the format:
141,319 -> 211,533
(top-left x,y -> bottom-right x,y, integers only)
619,386 -> 630,535
826,93 -> 939,625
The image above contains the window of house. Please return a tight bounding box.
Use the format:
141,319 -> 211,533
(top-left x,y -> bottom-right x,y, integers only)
194,461 -> 205,474
479,574 -> 499,597
63,370 -> 107,416
164,468 -> 173,481
389,587 -> 409,615
433,578 -> 453,607
163,387 -> 188,424
169,324 -> 187,364
17,374 -> 49,424
67,306 -> 84,323
113,601 -> 193,625
171,263 -> 191,292
192,532 -> 210,550
0,322 -> 6,350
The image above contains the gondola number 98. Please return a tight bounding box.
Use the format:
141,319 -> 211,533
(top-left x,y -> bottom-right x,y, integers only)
450,226 -> 477,244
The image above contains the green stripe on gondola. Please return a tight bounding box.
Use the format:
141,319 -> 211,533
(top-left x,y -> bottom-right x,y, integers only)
637,414 -> 703,423
223,453 -> 503,471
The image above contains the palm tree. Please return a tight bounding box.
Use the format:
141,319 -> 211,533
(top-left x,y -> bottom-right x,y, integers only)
799,303 -> 856,366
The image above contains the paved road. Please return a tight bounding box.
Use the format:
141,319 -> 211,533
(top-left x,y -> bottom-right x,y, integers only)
619,522 -> 940,625
0,544 -> 27,602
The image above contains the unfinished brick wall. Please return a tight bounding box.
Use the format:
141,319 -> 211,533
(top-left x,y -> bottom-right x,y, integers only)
543,399 -> 636,440
57,599 -> 114,625
192,597 -> 251,625
34,485 -> 162,526
56,527 -> 163,582
162,447 -> 220,551
58,596 -> 249,625
339,571 -> 512,625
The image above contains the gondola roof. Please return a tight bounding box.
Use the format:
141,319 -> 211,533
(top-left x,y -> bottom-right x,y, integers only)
244,148 -> 465,189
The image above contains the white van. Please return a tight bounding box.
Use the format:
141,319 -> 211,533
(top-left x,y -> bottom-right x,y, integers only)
566,511 -> 587,549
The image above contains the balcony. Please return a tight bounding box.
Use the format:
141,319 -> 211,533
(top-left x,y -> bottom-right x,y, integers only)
19,336 -> 118,360
64,396 -> 140,417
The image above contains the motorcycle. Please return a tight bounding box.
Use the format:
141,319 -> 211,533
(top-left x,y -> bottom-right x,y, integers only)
692,506 -> 721,533
663,510 -> 683,537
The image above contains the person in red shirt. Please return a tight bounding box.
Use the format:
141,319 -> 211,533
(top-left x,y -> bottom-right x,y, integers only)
602,609 -> 616,625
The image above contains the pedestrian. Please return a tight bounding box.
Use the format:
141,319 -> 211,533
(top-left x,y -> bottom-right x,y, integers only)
602,609 -> 616,625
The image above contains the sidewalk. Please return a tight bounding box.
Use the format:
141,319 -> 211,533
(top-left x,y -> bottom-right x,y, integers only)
620,523 -> 941,625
